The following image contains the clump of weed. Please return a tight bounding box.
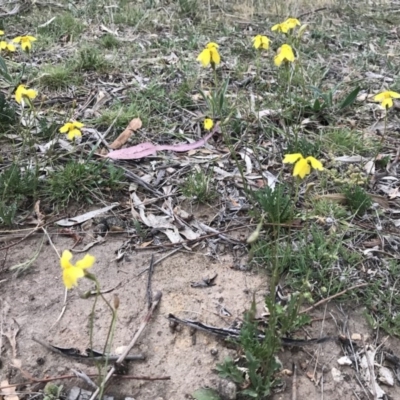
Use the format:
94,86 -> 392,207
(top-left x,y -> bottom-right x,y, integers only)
0,92 -> 17,133
46,161 -> 124,206
343,184 -> 372,215
313,199 -> 348,219
75,47 -> 110,72
182,169 -> 216,204
253,184 -> 293,224
99,34 -> 121,49
39,64 -> 80,90
217,296 -> 310,397
38,13 -> 83,40
0,163 -> 39,226
324,128 -> 377,156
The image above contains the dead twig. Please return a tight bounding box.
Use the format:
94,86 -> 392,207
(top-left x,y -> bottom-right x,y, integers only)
146,255 -> 155,309
88,291 -> 162,400
0,373 -> 170,390
300,283 -> 369,314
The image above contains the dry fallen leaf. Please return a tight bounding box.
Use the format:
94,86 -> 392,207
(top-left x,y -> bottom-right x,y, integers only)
109,118 -> 142,149
0,380 -> 19,400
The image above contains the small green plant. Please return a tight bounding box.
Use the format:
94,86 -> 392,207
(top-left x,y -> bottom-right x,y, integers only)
199,78 -> 231,119
39,64 -> 79,90
253,184 -> 293,224
313,198 -> 348,219
0,92 -> 17,132
38,13 -> 83,39
343,184 -> 372,215
182,169 -> 216,204
75,47 -> 110,72
178,0 -> 199,19
217,296 -> 309,398
46,161 -> 124,206
99,34 -> 121,49
43,383 -> 63,400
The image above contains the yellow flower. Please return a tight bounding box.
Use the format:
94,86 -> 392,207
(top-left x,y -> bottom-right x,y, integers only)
197,42 -> 221,67
253,35 -> 270,50
283,153 -> 323,179
13,35 -> 37,52
59,121 -> 85,140
271,18 -> 300,33
271,22 -> 290,33
0,30 -> 4,36
204,118 -> 214,130
15,84 -> 37,104
284,18 -> 301,30
60,250 -> 95,289
0,41 -> 15,52
373,91 -> 400,109
274,44 -> 295,67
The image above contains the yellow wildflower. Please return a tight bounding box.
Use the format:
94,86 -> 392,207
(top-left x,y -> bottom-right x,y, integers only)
197,42 -> 220,67
373,91 -> 400,109
274,44 -> 295,67
15,84 -> 37,104
59,121 -> 85,140
271,22 -> 290,33
284,18 -> 301,30
271,18 -> 300,33
283,153 -> 323,179
13,35 -> 37,52
0,30 -> 4,36
253,35 -> 270,50
60,250 -> 95,289
0,41 -> 16,52
204,118 -> 214,131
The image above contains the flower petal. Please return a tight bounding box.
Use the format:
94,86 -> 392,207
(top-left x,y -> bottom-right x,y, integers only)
60,250 -> 74,269
283,153 -> 303,164
12,36 -> 22,43
206,42 -> 219,49
373,92 -> 387,102
306,156 -> 324,171
197,49 -> 211,67
388,91 -> 400,99
25,89 -> 37,100
253,35 -> 261,49
293,158 -> 310,179
204,118 -> 214,131
67,129 -> 82,140
210,48 -> 220,65
75,254 -> 95,270
59,123 -> 72,133
382,98 -> 393,108
72,121 -> 84,129
63,266 -> 84,289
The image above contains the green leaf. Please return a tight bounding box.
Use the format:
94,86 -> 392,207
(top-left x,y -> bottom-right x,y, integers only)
192,388 -> 221,400
339,87 -> 361,110
312,98 -> 321,111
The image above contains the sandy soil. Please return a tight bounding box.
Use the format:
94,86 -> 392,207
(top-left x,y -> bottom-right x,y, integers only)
1,233 -> 400,400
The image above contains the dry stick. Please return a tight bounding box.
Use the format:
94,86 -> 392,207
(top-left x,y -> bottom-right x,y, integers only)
300,283 -> 369,314
292,363 -> 297,400
0,373 -> 170,390
88,290 -> 162,400
146,255 -> 155,309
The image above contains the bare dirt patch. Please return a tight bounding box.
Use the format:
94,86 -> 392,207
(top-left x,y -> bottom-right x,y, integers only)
1,235 -> 400,400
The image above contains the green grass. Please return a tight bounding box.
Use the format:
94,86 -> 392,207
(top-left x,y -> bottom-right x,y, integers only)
39,64 -> 80,90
